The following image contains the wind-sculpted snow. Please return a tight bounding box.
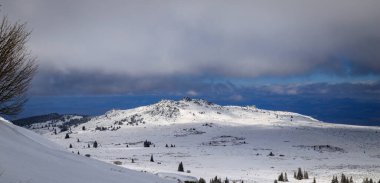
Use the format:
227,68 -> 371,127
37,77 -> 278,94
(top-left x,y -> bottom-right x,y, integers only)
21,98 -> 380,183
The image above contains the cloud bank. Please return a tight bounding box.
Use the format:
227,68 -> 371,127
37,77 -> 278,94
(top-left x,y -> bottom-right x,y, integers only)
2,0 -> 380,95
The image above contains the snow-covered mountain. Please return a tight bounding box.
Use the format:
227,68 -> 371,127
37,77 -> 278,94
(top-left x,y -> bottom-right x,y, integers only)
0,117 -> 172,183
23,98 -> 380,183
88,97 -> 318,127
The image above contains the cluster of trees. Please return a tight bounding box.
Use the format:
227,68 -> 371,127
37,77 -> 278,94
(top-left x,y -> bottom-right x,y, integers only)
143,140 -> 152,147
330,174 -> 380,183
112,114 -> 145,126
184,176 -> 241,183
277,172 -> 288,182
165,144 -> 175,148
362,178 -> 380,183
95,126 -> 107,131
94,125 -> 121,131
198,178 -> 206,183
294,168 -> 309,180
59,125 -> 70,132
209,176 -> 231,183
273,168 -> 312,183
332,174 -> 353,183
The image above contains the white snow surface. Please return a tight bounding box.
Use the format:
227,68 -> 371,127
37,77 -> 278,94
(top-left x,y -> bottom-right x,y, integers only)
23,99 -> 380,182
0,117 -> 172,183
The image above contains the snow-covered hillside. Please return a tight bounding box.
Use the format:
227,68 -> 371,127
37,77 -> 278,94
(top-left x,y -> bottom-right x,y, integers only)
13,113 -> 90,135
25,98 -> 380,183
0,117 -> 172,183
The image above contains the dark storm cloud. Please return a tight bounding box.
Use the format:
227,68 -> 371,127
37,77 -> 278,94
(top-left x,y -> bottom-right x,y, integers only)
2,0 -> 380,95
4,0 -> 380,77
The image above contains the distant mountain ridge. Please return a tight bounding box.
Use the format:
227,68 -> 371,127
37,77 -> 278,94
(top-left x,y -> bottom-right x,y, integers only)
12,113 -> 90,126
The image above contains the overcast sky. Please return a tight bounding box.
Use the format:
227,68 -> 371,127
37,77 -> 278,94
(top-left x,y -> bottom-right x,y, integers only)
2,0 -> 380,98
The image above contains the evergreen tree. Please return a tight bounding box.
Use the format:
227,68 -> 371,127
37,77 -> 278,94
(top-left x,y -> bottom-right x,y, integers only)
210,176 -> 222,183
304,171 -> 309,179
77,138 -> 80,142
198,178 -> 206,183
69,144 -> 72,148
150,154 -> 154,162
296,168 -> 303,180
87,143 -> 90,148
224,177 -> 229,183
131,158 -> 135,163
82,126 -> 86,130
278,173 -> 284,182
313,177 -> 316,183
284,173 -> 288,182
178,162 -> 184,172
65,133 -> 70,139
274,180 -> 278,183
332,176 -> 338,183
93,141 -> 98,148
341,173 -> 346,183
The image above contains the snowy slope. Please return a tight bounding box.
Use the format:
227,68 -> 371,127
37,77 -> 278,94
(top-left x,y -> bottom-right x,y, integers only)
27,98 -> 380,183
0,117 -> 172,183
